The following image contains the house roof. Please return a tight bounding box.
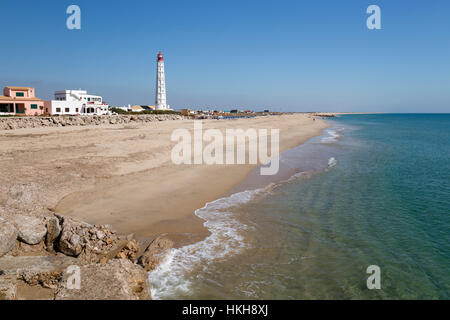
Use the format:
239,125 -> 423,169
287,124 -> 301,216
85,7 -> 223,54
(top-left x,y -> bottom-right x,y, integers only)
0,95 -> 42,102
5,86 -> 32,91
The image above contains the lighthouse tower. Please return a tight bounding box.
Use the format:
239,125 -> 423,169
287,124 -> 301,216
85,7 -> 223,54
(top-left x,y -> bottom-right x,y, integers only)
155,51 -> 169,110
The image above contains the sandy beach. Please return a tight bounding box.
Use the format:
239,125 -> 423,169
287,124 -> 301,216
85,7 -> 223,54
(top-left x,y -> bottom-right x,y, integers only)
0,114 -> 329,247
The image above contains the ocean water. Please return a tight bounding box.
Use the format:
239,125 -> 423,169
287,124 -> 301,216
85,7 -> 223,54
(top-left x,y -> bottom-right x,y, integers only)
149,114 -> 450,300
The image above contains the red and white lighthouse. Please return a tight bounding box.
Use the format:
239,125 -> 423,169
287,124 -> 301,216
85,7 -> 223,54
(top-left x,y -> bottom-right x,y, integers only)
155,51 -> 169,110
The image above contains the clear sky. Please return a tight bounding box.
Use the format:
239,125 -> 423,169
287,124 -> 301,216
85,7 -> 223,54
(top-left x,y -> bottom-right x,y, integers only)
0,0 -> 449,112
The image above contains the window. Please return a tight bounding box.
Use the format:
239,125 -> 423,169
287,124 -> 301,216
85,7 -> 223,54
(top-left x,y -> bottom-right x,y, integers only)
75,108 -> 79,112
31,104 -> 38,109
65,108 -> 70,112
56,108 -> 61,112
0,104 -> 9,113
16,92 -> 25,97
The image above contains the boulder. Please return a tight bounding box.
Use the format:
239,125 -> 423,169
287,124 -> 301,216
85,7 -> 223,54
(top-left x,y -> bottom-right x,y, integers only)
55,259 -> 151,300
57,217 -> 92,256
12,215 -> 47,245
57,217 -> 121,262
0,218 -> 18,257
138,236 -> 174,271
45,216 -> 61,250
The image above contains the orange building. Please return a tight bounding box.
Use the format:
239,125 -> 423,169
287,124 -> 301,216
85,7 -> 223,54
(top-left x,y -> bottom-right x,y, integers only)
0,86 -> 45,116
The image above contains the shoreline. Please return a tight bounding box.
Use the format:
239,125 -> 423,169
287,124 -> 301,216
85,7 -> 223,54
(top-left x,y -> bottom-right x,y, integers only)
148,119 -> 343,299
0,113 -> 329,299
53,115 -> 330,248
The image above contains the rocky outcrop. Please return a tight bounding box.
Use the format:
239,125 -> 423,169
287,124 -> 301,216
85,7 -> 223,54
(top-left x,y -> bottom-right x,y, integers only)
57,217 -> 124,263
55,259 -> 151,300
138,236 -> 174,271
0,255 -> 78,299
0,114 -> 185,131
0,218 -> 18,257
11,215 -> 47,245
0,212 -> 158,300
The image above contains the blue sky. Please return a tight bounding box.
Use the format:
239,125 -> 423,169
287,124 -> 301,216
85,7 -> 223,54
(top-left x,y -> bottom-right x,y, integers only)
0,0 -> 449,112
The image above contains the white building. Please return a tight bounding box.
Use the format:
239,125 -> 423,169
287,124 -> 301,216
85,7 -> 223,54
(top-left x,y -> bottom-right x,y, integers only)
44,90 -> 110,115
155,52 -> 171,110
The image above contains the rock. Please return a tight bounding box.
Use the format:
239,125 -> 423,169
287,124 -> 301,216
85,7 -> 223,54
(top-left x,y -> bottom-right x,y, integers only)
138,236 -> 174,271
116,239 -> 140,262
95,230 -> 105,240
12,215 -> 47,245
45,216 -> 61,250
0,115 -> 186,132
0,255 -> 78,300
55,259 -> 151,300
0,218 -> 18,257
0,275 -> 17,300
18,269 -> 62,289
0,255 -> 77,276
58,217 -> 91,256
58,217 -> 121,263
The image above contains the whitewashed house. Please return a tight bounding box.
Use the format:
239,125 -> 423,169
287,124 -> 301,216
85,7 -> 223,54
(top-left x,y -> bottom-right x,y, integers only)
44,90 -> 111,116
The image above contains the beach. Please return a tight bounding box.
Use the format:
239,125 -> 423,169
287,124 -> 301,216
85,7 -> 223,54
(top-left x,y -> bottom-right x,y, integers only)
0,114 -> 329,247
146,114 -> 450,300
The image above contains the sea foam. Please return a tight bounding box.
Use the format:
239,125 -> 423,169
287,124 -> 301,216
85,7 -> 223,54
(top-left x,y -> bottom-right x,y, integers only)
321,128 -> 344,144
148,186 -> 271,299
328,157 -> 337,168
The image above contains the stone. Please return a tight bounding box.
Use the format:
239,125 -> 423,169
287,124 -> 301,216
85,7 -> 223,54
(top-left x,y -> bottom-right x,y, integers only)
0,255 -> 77,276
138,236 -> 174,271
0,276 -> 17,300
58,217 -> 122,263
95,230 -> 105,240
18,269 -> 62,289
45,216 -> 61,250
0,218 -> 18,257
0,115 -> 186,132
0,255 -> 78,300
57,217 -> 91,257
12,215 -> 47,245
55,259 -> 151,300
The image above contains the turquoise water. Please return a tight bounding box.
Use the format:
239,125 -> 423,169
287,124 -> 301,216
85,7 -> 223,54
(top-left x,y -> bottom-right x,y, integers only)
149,114 -> 450,299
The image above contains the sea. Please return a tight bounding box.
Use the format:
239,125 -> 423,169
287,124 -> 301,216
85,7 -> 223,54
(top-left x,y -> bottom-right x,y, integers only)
148,114 -> 450,300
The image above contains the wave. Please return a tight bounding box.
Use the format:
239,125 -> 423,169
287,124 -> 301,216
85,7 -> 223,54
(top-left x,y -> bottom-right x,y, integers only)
321,128 -> 344,144
328,157 -> 337,168
148,185 -> 274,300
149,127 -> 344,299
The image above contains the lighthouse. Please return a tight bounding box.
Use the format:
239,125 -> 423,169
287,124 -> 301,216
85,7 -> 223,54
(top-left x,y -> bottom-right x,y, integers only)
155,51 -> 169,110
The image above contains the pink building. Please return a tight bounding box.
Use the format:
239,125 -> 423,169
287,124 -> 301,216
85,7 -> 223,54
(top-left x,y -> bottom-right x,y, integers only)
0,86 -> 45,116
